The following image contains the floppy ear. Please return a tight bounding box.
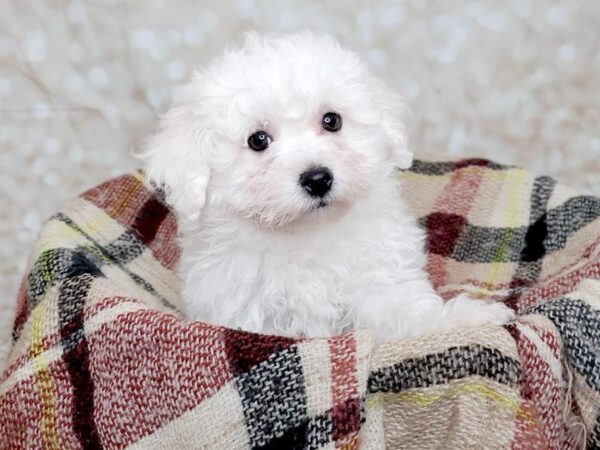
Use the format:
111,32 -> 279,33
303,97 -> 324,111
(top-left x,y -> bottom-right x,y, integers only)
375,81 -> 413,169
137,89 -> 211,222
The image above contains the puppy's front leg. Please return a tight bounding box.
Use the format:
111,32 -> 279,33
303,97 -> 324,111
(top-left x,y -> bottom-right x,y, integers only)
349,281 -> 514,341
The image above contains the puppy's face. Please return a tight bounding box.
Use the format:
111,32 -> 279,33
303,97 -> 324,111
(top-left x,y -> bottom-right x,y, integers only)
140,33 -> 411,229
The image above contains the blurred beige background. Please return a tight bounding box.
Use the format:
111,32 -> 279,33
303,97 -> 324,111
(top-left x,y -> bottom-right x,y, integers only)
1,0 -> 599,366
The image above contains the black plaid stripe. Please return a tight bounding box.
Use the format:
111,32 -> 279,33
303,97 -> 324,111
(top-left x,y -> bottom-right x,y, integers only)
252,413 -> 333,450
58,264 -> 103,449
367,345 -> 521,394
451,225 -> 527,263
529,298 -> 600,390
58,253 -> 103,352
545,196 -> 600,251
506,176 -> 556,308
521,175 -> 556,261
529,297 -> 600,448
55,213 -> 178,311
305,414 -> 333,450
255,420 -> 309,450
26,246 -> 112,309
235,344 -> 312,449
14,247 -> 107,343
26,248 -> 102,309
103,230 -> 146,264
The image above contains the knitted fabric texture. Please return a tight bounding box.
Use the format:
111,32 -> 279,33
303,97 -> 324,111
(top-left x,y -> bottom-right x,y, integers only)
1,158 -> 599,449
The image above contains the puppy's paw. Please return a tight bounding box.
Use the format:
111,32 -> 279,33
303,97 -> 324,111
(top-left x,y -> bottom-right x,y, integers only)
443,294 -> 515,329
478,300 -> 516,326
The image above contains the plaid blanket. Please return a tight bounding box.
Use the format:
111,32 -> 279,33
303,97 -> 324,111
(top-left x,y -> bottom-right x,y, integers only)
1,158 -> 599,449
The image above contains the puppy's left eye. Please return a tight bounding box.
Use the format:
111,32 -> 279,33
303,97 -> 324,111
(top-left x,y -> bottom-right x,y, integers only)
321,112 -> 342,132
248,131 -> 272,152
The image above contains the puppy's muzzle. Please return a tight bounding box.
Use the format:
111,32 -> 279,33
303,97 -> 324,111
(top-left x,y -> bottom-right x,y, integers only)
299,167 -> 333,198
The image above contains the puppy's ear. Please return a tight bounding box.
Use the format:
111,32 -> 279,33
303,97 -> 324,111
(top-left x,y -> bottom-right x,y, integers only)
375,81 -> 413,169
137,87 -> 211,222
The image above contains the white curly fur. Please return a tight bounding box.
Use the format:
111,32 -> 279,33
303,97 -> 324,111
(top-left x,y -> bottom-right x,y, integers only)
137,32 -> 514,340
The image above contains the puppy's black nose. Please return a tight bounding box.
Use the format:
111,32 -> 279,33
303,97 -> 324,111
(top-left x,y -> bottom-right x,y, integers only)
299,167 -> 333,198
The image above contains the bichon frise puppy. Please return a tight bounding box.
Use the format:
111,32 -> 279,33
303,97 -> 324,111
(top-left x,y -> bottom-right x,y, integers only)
138,32 -> 514,340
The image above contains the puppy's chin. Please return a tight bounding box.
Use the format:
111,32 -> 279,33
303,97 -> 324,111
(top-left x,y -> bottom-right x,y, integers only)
250,200 -> 351,232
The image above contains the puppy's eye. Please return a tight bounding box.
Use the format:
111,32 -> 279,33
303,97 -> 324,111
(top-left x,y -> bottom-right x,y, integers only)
247,131 -> 272,152
321,112 -> 342,132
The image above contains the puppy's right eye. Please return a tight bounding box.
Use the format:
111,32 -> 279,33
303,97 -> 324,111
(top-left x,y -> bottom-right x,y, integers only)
248,131 -> 271,152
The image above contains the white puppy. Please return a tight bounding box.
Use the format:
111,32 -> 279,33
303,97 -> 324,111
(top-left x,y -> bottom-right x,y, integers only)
138,32 -> 514,340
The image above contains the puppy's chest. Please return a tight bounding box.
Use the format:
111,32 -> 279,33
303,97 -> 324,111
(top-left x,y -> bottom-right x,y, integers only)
189,235 -> 396,305
261,244 -> 354,295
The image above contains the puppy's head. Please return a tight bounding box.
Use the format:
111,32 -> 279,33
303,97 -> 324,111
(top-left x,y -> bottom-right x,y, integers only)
139,32 -> 411,228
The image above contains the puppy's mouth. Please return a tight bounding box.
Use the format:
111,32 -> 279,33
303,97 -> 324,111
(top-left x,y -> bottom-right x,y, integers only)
247,195 -> 347,230
316,200 -> 329,209
309,199 -> 331,212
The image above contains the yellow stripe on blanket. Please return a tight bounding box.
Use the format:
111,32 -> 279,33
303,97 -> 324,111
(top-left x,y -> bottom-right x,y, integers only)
30,302 -> 60,449
367,380 -> 536,425
478,168 -> 528,297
